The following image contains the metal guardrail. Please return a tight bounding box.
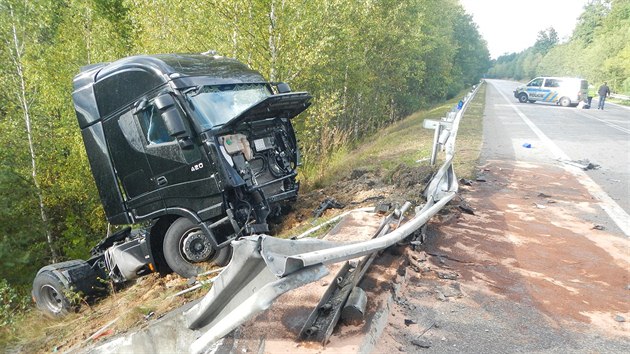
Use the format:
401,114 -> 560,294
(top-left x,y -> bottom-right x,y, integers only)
184,83 -> 483,354
610,93 -> 630,101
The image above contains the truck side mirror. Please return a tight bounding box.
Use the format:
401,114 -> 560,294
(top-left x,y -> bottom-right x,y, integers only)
276,82 -> 291,94
162,109 -> 187,137
154,94 -> 187,138
154,94 -> 175,110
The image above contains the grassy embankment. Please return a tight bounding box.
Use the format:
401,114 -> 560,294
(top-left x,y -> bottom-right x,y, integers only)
0,83 -> 486,353
300,83 -> 486,190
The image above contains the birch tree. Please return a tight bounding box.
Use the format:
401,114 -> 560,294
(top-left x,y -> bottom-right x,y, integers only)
1,1 -> 58,262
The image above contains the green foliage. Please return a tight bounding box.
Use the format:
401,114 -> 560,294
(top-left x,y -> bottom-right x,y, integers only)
534,27 -> 559,54
0,279 -> 29,327
488,0 -> 629,95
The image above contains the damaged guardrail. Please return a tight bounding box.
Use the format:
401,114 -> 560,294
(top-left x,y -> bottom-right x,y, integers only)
184,84 -> 482,354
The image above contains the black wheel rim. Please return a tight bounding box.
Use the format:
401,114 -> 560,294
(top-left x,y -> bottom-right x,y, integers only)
180,229 -> 216,263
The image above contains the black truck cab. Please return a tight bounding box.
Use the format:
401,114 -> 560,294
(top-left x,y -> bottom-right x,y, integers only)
72,53 -> 310,278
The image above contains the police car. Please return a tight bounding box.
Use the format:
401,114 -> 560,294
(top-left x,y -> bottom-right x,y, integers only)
514,76 -> 588,107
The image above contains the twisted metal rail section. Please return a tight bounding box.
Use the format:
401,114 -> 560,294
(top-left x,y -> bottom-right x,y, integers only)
185,84 -> 482,354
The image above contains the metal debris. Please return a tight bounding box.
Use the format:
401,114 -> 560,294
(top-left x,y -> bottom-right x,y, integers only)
313,197 -> 345,218
459,202 -> 475,215
459,178 -> 473,186
411,338 -> 432,348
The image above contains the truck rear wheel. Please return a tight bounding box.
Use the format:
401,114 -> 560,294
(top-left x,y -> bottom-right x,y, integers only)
518,93 -> 528,103
32,260 -> 101,318
559,97 -> 571,107
163,217 -> 232,278
32,270 -> 73,318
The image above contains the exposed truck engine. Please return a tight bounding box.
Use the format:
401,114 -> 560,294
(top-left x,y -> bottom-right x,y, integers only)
32,53 -> 311,317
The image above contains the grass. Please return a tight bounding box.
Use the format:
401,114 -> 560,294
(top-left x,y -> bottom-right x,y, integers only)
0,272 -> 207,353
301,83 -> 486,191
610,97 -> 630,106
0,83 -> 487,353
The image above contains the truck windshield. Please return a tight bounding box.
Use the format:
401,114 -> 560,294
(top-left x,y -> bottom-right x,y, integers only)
186,83 -> 271,129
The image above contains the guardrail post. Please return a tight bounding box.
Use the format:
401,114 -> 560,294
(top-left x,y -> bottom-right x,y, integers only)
430,122 -> 442,165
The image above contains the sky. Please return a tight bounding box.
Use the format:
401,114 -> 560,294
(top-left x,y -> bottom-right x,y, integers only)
460,0 -> 591,59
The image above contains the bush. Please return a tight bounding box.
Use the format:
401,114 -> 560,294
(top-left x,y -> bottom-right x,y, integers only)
0,279 -> 29,327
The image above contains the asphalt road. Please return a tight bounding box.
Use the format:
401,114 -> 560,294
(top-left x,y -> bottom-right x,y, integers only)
483,79 -> 630,236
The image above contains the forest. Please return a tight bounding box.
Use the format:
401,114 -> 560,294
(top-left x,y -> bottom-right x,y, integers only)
0,0 -> 490,310
488,0 -> 630,95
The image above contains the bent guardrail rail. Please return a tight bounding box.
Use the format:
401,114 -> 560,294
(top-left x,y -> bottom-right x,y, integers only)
185,83 -> 483,354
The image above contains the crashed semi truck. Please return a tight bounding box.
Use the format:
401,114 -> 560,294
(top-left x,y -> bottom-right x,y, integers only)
31,53 -> 311,317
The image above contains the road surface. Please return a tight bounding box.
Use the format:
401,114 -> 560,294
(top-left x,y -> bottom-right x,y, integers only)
374,79 -> 629,353
484,79 -> 630,235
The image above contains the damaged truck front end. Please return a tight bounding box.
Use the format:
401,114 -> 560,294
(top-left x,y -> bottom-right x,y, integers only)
32,53 -> 310,317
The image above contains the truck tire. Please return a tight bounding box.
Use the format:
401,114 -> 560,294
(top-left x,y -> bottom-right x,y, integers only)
32,260 -> 102,318
559,97 -> 571,107
32,270 -> 73,318
163,217 -> 232,278
518,93 -> 528,103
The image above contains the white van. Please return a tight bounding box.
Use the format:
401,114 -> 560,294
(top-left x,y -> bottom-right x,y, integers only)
514,77 -> 588,107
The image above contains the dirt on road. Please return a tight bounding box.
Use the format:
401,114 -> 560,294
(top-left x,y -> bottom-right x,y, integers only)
374,158 -> 629,353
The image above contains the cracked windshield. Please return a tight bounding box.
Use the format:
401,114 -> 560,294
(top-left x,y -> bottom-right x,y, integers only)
187,83 -> 270,129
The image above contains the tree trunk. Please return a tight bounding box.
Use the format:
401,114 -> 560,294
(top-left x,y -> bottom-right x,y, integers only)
8,6 -> 58,262
268,0 -> 277,81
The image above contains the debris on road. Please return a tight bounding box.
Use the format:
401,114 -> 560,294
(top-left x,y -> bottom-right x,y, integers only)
592,224 -> 606,230
558,158 -> 600,170
475,176 -> 487,182
440,283 -> 463,298
435,290 -> 447,302
404,318 -> 417,326
458,202 -> 475,215
313,197 -> 346,218
436,271 -> 459,280
411,337 -> 432,348
459,178 -> 473,186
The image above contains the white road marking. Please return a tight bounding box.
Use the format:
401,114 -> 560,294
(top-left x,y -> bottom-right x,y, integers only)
494,85 -> 630,237
573,110 -> 630,134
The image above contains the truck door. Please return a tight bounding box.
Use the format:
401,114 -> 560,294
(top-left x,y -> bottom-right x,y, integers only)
103,110 -> 164,216
136,95 -> 224,220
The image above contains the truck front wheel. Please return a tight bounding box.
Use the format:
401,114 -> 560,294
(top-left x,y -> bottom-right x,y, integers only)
163,217 -> 232,278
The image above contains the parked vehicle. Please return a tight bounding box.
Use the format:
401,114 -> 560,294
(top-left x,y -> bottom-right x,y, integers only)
514,77 -> 588,107
32,53 -> 311,317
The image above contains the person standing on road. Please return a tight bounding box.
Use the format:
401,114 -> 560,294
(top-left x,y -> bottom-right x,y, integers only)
597,82 -> 610,110
587,84 -> 596,108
